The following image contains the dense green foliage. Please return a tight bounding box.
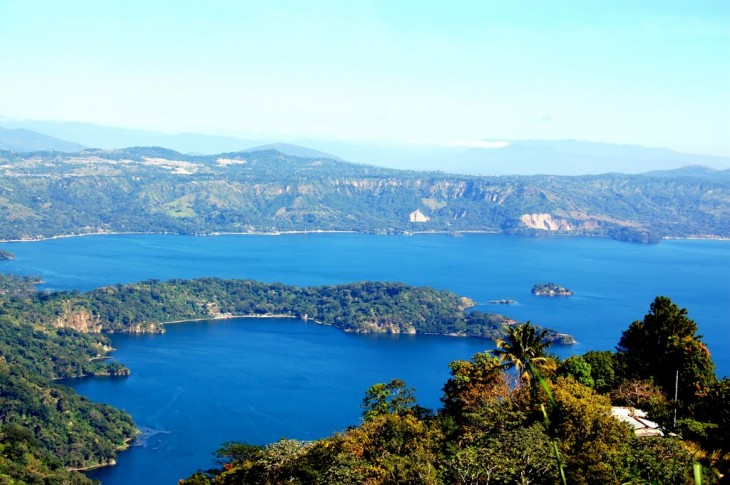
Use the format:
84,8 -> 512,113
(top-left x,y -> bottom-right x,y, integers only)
0,359 -> 135,470
183,298 -> 727,484
557,355 -> 595,388
0,277 -> 136,483
582,350 -> 618,393
493,322 -> 555,386
0,424 -> 93,484
0,276 -> 573,343
617,296 -> 716,405
0,148 -> 727,242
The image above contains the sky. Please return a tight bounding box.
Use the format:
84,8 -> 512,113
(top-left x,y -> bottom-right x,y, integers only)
1,0 -> 728,156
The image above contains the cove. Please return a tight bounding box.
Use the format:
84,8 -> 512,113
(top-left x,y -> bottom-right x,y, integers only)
74,317 -> 502,484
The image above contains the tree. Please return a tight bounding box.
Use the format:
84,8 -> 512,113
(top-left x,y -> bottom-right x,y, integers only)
623,437 -> 702,484
361,379 -> 417,422
441,352 -> 510,431
493,322 -> 554,387
582,350 -> 617,393
702,378 -> 730,449
610,379 -> 668,408
445,423 -> 557,484
616,296 -> 716,404
551,377 -> 633,484
214,441 -> 263,466
340,413 -> 441,484
557,355 -> 594,388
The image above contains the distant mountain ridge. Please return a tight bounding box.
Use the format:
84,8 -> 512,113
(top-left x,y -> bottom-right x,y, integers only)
421,139 -> 730,176
642,165 -> 730,181
2,118 -> 728,175
244,142 -> 342,160
0,146 -> 727,243
0,127 -> 85,152
0,119 -> 255,154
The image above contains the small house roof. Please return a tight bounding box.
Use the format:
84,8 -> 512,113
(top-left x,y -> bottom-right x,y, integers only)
611,406 -> 664,437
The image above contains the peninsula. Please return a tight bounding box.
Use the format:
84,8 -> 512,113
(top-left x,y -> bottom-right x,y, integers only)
2,275 -> 574,344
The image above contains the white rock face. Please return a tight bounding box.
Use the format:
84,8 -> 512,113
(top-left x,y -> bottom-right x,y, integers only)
520,213 -> 572,231
409,209 -> 430,222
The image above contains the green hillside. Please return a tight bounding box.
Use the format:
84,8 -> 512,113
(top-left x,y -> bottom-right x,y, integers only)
1,148 -> 727,242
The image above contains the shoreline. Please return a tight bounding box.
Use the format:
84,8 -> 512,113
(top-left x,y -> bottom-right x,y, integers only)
134,313 -> 575,345
0,229 -> 359,244
160,313 -> 325,326
68,434 -> 137,472
1,230 -> 728,244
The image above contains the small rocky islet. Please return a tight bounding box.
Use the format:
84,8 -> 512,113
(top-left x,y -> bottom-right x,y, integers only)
532,282 -> 573,296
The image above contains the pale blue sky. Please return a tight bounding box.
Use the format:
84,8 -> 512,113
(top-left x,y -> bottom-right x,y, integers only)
1,0 -> 728,155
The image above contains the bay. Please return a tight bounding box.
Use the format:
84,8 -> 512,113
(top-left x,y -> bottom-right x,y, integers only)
71,319 -> 493,484
1,233 -> 728,484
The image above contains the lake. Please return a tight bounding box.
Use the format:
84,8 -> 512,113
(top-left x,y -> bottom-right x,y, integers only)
71,318 -> 496,484
1,233 -> 728,484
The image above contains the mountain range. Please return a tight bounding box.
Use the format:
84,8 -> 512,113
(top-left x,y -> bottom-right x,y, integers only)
0,127 -> 86,152
0,146 -> 727,243
1,117 -> 728,176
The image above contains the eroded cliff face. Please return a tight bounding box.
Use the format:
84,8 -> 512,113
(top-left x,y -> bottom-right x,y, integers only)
520,213 -> 573,231
3,148 -> 724,242
52,305 -> 103,333
50,301 -> 164,334
409,209 -> 430,222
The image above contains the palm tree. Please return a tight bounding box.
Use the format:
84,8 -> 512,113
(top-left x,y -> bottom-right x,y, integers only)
493,322 -> 554,387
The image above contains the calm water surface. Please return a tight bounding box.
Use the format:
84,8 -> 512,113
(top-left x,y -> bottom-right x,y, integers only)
1,233 -> 727,484
73,319 -> 494,484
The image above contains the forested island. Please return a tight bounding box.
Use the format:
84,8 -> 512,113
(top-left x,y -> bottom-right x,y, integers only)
0,147 -> 728,243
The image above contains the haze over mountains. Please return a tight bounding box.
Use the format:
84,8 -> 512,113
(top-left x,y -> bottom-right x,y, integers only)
0,127 -> 86,153
1,117 -> 728,176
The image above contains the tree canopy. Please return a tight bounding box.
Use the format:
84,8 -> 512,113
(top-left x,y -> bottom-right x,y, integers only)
183,300 -> 727,485
493,321 -> 554,386
616,296 -> 716,403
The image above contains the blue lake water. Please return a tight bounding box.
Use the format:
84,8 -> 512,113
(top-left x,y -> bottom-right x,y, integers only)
1,233 -> 728,484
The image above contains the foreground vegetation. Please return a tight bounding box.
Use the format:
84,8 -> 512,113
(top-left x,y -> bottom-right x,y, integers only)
183,297 -> 728,484
0,148 -> 728,242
